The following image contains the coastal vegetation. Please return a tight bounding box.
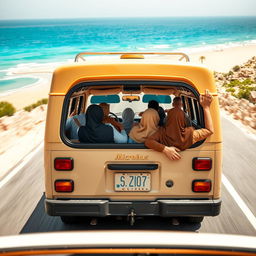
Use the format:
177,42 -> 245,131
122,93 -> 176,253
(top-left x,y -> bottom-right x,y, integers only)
24,98 -> 48,112
0,98 -> 48,118
232,65 -> 240,72
0,102 -> 16,118
223,79 -> 255,100
217,56 -> 256,103
215,56 -> 256,130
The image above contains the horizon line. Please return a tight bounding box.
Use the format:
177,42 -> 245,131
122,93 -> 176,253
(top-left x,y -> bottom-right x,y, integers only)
1,15 -> 256,21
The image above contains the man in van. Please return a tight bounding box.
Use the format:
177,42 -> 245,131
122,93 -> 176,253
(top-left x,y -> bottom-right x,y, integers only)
99,103 -> 123,132
145,90 -> 213,160
167,96 -> 192,127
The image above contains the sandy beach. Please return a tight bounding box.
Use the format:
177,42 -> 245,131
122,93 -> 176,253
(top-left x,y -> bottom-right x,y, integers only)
0,44 -> 256,110
189,44 -> 256,72
0,43 -> 255,180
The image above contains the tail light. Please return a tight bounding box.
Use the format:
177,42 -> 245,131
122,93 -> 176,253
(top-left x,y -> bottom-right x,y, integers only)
192,157 -> 212,171
55,180 -> 74,192
54,157 -> 73,170
192,180 -> 211,192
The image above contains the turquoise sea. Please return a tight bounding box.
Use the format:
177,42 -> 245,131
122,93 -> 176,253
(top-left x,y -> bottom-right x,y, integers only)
0,17 -> 256,94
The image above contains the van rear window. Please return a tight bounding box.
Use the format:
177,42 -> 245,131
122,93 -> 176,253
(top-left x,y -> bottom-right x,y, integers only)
61,80 -> 205,149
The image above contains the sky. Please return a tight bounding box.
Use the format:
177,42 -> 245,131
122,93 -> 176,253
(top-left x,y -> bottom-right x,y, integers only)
0,0 -> 256,20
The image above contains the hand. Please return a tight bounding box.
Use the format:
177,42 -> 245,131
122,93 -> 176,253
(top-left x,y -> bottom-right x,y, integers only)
162,146 -> 181,160
200,89 -> 213,109
69,110 -> 76,117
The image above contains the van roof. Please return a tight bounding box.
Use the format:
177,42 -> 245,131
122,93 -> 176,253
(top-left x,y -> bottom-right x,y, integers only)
50,58 -> 216,96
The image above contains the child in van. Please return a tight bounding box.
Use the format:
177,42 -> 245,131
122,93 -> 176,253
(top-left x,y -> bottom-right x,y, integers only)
145,90 -> 214,160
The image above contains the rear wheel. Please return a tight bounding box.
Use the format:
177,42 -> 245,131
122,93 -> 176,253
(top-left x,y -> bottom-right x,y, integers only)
60,216 -> 79,224
186,216 -> 204,223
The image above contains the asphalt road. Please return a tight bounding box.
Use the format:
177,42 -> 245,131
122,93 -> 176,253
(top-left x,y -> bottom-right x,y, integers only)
1,116 -> 256,236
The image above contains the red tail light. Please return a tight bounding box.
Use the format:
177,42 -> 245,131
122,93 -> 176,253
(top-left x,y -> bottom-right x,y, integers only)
55,180 -> 74,192
54,158 -> 73,170
192,157 -> 212,171
192,180 -> 211,192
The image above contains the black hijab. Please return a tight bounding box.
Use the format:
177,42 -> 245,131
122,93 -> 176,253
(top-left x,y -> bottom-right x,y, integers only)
78,104 -> 114,143
158,106 -> 166,126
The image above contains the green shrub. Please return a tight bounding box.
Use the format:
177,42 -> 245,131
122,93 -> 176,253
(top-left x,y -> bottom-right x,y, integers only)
24,106 -> 33,112
236,86 -> 255,100
224,80 -> 238,87
225,79 -> 254,88
236,89 -> 251,100
0,101 -> 16,117
228,71 -> 233,76
232,65 -> 240,72
226,88 -> 235,93
23,98 -> 48,112
41,98 -> 48,104
242,78 -> 254,85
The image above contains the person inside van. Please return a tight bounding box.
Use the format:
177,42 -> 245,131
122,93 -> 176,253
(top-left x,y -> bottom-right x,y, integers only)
122,107 -> 136,135
145,90 -> 214,160
158,106 -> 166,126
129,108 -> 160,143
78,104 -> 127,143
139,100 -> 165,126
99,102 -> 123,132
139,100 -> 159,116
167,96 -> 192,127
65,109 -> 86,140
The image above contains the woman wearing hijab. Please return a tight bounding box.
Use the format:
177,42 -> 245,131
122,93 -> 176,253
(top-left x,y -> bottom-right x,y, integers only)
122,108 -> 135,135
145,90 -> 214,160
129,108 -> 160,143
78,104 -> 127,143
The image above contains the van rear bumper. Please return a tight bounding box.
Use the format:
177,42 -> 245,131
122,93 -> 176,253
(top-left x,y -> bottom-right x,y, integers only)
45,198 -> 221,217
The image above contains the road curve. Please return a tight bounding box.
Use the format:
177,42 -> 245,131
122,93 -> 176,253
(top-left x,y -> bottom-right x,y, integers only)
0,115 -> 255,236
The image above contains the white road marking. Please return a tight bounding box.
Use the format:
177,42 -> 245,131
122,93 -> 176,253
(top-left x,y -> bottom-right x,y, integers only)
0,142 -> 43,189
222,174 -> 256,230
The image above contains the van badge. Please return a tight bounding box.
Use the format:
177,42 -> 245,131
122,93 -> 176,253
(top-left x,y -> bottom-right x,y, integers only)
115,154 -> 149,161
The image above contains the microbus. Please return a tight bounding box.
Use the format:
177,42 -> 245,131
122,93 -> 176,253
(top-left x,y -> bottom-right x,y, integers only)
44,52 -> 222,224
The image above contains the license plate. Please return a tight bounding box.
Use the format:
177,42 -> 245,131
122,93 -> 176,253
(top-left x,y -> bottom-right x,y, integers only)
114,173 -> 151,192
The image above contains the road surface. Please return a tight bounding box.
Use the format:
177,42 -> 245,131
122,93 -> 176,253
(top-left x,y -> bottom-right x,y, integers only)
0,116 -> 255,236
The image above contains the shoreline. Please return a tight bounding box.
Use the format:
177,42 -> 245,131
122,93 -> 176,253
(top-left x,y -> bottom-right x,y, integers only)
0,44 -> 255,181
0,43 -> 255,109
0,76 -> 42,97
0,73 -> 52,110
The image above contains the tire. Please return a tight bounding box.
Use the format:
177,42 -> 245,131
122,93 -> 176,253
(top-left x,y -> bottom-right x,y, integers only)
186,216 -> 204,223
60,216 -> 79,224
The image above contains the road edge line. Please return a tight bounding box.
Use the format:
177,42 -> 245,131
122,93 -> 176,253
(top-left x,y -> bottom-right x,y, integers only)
222,174 -> 256,230
0,142 -> 44,189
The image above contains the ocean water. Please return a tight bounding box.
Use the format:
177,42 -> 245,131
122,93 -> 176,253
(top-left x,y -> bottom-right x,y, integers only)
0,17 -> 256,94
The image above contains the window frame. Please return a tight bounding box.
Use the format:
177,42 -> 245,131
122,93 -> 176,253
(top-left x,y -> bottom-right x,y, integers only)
60,80 -> 205,149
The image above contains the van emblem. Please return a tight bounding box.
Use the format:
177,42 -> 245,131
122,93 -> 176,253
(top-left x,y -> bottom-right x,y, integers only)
115,154 -> 149,161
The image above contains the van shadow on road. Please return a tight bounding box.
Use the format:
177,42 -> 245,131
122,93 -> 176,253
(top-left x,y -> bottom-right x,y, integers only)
21,195 -> 200,233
